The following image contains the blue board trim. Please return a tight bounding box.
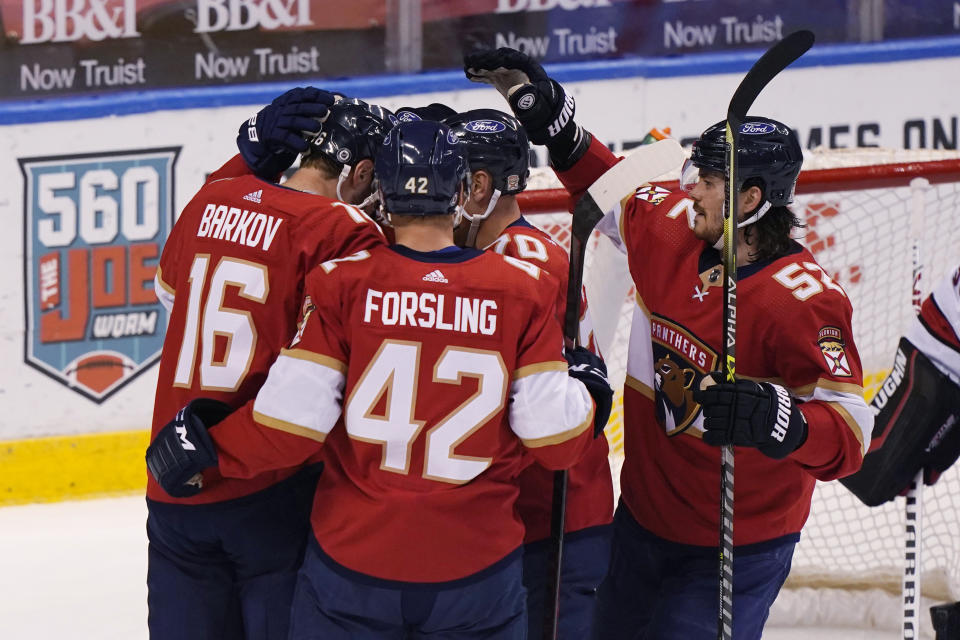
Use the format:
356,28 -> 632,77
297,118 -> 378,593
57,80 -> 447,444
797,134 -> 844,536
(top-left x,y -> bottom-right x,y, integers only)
3,36 -> 958,125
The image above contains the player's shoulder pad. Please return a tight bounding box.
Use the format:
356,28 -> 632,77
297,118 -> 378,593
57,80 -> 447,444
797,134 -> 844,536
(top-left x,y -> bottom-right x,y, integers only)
501,223 -> 569,267
315,248 -> 377,276
491,251 -> 562,308
622,186 -> 693,225
760,247 -> 850,304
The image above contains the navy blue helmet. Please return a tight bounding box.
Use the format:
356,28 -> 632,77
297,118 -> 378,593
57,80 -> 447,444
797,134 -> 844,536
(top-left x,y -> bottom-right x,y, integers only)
307,99 -> 397,167
443,109 -> 530,195
690,116 -> 803,206
395,103 -> 457,123
375,120 -> 468,216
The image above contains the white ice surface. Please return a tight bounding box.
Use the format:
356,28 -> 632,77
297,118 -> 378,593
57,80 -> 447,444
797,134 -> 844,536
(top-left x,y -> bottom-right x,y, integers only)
0,496 -> 896,640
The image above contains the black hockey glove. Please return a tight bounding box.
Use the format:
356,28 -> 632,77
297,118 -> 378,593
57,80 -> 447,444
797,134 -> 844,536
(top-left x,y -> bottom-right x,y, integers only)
146,399 -> 232,498
463,47 -> 590,170
237,87 -> 339,179
695,376 -> 808,460
565,346 -> 614,438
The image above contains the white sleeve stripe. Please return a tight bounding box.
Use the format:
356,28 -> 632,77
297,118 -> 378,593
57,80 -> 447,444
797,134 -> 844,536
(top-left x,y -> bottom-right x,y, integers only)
252,353 -> 344,439
829,401 -> 869,456
514,361 -> 567,380
281,347 -> 347,373
509,369 -> 593,442
797,387 -> 872,456
154,274 -> 174,312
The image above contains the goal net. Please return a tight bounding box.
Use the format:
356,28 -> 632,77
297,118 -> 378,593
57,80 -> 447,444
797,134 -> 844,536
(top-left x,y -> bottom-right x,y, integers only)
517,147 -> 960,636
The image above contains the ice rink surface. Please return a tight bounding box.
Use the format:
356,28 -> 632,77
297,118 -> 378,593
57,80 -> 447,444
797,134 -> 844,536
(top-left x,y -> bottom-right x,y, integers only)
0,496 -> 897,640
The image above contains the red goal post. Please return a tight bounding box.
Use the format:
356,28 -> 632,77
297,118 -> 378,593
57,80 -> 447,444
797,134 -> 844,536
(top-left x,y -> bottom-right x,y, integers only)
516,148 -> 960,634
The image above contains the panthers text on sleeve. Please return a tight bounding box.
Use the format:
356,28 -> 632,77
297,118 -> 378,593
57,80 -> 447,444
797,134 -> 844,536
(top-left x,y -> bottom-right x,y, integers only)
556,137 -> 872,547
210,245 -> 595,581
149,162 -> 386,505
487,218 -> 614,543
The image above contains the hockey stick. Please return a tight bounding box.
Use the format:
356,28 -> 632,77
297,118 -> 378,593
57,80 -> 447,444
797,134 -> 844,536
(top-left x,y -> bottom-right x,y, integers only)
544,138 -> 685,640
717,30 -> 814,640
902,177 -> 930,639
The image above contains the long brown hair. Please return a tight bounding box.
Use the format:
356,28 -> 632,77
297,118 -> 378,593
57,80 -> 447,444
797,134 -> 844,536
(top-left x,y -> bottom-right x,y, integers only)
741,177 -> 805,262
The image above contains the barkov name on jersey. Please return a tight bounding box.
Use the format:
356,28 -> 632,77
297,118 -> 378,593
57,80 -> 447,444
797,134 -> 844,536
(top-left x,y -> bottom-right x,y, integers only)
363,289 -> 498,336
196,202 -> 284,252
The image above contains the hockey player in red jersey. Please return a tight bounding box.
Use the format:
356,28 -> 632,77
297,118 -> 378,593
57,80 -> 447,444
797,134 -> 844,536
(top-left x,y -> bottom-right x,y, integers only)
445,107 -> 614,640
464,48 -> 873,640
146,119 -> 614,639
146,93 -> 392,640
842,264 -> 960,505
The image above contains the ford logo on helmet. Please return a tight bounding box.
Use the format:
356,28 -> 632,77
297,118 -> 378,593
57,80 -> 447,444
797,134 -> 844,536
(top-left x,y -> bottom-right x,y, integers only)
740,122 -> 777,135
465,120 -> 506,134
398,111 -> 421,122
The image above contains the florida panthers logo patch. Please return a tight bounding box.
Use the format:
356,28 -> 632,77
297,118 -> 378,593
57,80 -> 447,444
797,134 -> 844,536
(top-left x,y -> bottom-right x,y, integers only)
634,185 -> 671,205
650,315 -> 717,436
818,326 -> 852,377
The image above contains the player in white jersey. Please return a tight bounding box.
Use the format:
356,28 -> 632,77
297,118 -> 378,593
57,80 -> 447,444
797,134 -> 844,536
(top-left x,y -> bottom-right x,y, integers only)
842,264 -> 960,505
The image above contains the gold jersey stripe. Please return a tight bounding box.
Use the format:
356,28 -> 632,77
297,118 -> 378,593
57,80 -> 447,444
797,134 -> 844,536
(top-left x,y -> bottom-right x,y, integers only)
279,348 -> 347,373
746,375 -> 865,398
513,361 -> 567,380
625,375 -> 655,401
827,401 -> 866,455
520,405 -> 594,448
155,267 -> 175,295
253,411 -> 328,443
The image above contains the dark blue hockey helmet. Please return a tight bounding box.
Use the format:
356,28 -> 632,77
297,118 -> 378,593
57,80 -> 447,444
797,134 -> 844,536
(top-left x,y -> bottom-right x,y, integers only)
443,109 -> 530,195
395,103 -> 457,123
307,99 -> 397,167
689,116 -> 803,206
375,120 -> 468,216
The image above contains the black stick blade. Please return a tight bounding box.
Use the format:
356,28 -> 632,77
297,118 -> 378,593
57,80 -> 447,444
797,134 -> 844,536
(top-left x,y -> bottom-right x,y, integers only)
727,30 -> 815,123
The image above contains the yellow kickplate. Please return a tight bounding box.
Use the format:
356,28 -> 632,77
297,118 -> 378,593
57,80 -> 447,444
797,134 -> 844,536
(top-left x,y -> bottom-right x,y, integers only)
0,430 -> 150,506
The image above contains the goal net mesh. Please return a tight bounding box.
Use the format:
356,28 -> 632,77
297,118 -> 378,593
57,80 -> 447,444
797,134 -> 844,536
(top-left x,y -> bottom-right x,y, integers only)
518,148 -> 960,634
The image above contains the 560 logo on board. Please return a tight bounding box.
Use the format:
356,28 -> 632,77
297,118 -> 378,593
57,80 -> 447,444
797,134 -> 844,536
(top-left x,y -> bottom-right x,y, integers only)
20,148 -> 179,402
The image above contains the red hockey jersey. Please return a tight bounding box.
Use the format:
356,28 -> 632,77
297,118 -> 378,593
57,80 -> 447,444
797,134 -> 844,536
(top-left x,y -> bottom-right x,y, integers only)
487,218 -> 613,542
149,159 -> 386,504
208,244 -> 596,582
557,138 -> 872,547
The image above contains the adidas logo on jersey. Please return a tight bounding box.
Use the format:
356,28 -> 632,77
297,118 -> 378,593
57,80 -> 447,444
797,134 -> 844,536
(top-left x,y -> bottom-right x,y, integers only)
422,270 -> 448,283
243,189 -> 263,204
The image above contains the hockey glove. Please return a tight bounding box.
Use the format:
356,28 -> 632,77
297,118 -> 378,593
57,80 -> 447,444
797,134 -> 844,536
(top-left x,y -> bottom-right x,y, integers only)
237,87 -> 339,179
146,399 -> 232,498
695,376 -> 808,460
565,346 -> 614,437
463,47 -> 590,170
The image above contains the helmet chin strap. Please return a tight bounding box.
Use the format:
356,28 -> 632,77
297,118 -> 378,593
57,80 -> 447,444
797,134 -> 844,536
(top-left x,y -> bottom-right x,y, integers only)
463,188 -> 502,248
336,164 -> 352,202
737,200 -> 772,229
711,200 -> 772,250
